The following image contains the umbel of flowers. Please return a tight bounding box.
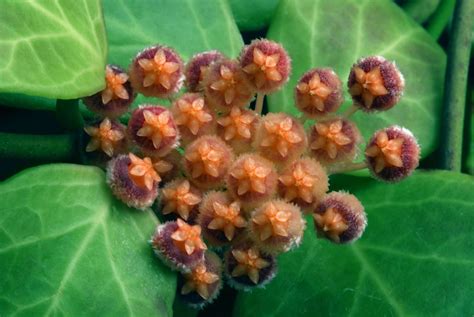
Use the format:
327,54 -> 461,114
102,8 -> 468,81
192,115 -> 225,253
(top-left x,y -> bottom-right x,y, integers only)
81,39 -> 419,308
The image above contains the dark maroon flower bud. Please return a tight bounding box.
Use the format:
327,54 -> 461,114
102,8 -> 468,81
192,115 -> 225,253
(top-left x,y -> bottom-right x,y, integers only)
295,68 -> 343,118
203,58 -> 255,113
151,219 -> 207,271
177,251 -> 223,308
171,93 -> 216,146
224,243 -> 277,290
129,45 -> 184,98
365,126 -> 419,182
83,65 -> 136,118
107,153 -> 164,209
308,117 -> 361,165
197,191 -> 247,246
185,50 -> 224,92
313,191 -> 367,243
128,105 -> 180,157
249,199 -> 305,254
239,39 -> 291,93
348,56 -> 405,112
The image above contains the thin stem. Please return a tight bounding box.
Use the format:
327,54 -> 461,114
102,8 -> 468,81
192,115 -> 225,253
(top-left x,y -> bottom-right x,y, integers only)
0,133 -> 76,160
439,0 -> 474,172
255,93 -> 265,115
56,99 -> 84,130
328,161 -> 367,175
343,105 -> 359,118
426,0 -> 456,40
298,113 -> 308,125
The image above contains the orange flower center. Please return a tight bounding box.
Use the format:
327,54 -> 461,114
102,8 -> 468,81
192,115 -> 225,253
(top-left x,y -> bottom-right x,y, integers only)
279,163 -> 316,203
174,97 -> 213,135
185,141 -> 223,179
210,65 -> 238,105
162,180 -> 201,220
296,73 -> 332,111
231,248 -> 270,284
350,66 -> 388,108
102,66 -> 129,104
181,264 -> 219,299
207,201 -> 246,241
230,157 -> 271,195
365,131 -> 404,173
243,48 -> 282,88
84,118 -> 124,157
138,49 -> 180,89
127,153 -> 160,190
260,117 -> 303,157
217,107 -> 255,141
314,207 -> 349,243
310,120 -> 352,159
252,202 -> 291,241
170,219 -> 207,255
136,110 -> 177,149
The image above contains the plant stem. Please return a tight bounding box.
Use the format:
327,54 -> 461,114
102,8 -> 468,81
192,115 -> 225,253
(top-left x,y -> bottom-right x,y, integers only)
425,0 -> 456,40
255,93 -> 265,115
0,133 -> 76,160
439,0 -> 474,172
343,105 -> 359,118
328,161 -> 367,175
56,99 -> 84,130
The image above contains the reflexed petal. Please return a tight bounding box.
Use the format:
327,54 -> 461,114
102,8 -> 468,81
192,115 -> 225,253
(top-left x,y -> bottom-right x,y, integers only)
101,88 -> 113,104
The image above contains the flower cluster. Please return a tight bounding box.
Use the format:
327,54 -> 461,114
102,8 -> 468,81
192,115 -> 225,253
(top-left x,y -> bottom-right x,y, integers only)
81,39 -> 419,308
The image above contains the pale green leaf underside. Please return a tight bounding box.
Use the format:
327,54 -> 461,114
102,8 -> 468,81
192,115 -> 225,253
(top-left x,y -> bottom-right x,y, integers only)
0,164 -> 176,317
267,0 -> 446,158
0,0 -> 107,99
103,0 -> 244,109
234,171 -> 474,316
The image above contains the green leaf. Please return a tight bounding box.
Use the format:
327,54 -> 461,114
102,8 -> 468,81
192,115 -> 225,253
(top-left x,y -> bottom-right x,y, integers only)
0,164 -> 176,316
401,0 -> 441,23
229,0 -> 280,31
0,0 -> 107,99
103,0 -> 244,110
234,171 -> 474,316
266,0 -> 446,158
466,111 -> 474,175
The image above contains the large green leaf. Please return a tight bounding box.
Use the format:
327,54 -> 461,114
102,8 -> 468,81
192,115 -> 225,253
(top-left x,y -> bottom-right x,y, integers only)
229,0 -> 280,31
0,164 -> 176,316
0,0 -> 107,99
266,0 -> 446,158
234,171 -> 474,316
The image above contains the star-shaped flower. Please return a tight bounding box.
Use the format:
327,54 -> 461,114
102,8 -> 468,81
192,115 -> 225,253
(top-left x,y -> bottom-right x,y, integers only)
365,131 -> 404,173
128,153 -> 161,190
279,163 -> 317,203
252,202 -> 291,241
84,118 -> 124,157
138,49 -> 180,89
181,264 -> 219,299
102,66 -> 130,104
217,107 -> 256,141
174,96 -> 213,135
230,157 -> 272,195
185,140 -> 223,178
313,207 -> 349,243
209,65 -> 239,105
136,110 -> 177,149
162,180 -> 202,220
207,201 -> 246,241
171,219 -> 207,255
231,248 -> 270,284
242,48 -> 282,88
350,66 -> 388,108
310,120 -> 352,159
296,73 -> 332,111
260,117 -> 303,157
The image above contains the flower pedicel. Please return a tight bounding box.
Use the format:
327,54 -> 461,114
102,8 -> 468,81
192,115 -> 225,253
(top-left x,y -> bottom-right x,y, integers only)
79,40 -> 417,308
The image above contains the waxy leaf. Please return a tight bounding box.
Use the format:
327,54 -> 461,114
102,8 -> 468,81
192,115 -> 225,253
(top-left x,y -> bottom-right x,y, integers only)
0,164 -> 176,316
0,0 -> 107,99
234,171 -> 474,316
266,0 -> 446,158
